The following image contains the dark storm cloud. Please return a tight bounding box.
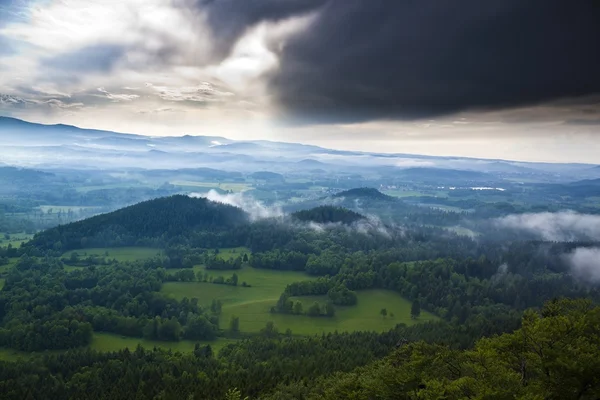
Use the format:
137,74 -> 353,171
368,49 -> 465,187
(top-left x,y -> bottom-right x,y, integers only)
185,0 -> 326,59
259,0 -> 600,123
43,44 -> 126,73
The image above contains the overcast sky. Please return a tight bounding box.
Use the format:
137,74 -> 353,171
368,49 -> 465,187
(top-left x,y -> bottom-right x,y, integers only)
1,0 -> 599,163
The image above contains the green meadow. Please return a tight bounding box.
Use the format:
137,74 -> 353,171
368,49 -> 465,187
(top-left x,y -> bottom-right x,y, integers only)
62,247 -> 163,262
0,259 -> 17,274
0,232 -> 33,248
90,333 -> 236,354
0,246 -> 438,358
214,247 -> 250,260
0,334 -> 236,362
163,265 -> 438,335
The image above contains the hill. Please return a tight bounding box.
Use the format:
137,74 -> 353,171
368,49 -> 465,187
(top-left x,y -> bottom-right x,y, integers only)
250,171 -> 285,182
25,195 -> 248,252
292,206 -> 365,225
333,187 -> 394,201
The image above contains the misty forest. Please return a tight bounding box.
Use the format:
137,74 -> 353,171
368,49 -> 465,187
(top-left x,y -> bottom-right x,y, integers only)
0,118 -> 598,399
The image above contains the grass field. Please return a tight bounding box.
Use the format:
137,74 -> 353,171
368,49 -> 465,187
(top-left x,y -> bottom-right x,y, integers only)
222,290 -> 438,335
215,247 -> 250,260
0,278 -> 4,290
91,333 -> 236,353
163,266 -> 437,335
38,205 -> 98,213
163,265 -> 309,306
0,232 -> 33,248
0,334 -> 237,362
75,183 -> 153,193
0,258 -> 18,274
170,181 -> 252,192
62,247 -> 163,262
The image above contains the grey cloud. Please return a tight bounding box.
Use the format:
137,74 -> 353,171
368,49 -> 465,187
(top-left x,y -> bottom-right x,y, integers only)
0,35 -> 16,56
43,44 -> 126,73
563,247 -> 600,283
97,88 -> 139,102
264,0 -> 600,124
148,82 -> 234,103
495,211 -> 600,242
185,0 -> 326,60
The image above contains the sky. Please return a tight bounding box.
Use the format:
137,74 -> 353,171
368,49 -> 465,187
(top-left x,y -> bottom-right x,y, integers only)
0,0 -> 599,163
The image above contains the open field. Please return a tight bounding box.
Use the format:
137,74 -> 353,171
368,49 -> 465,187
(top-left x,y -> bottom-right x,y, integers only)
62,247 -> 163,262
91,333 -> 236,353
215,247 -> 250,260
163,265 -> 309,306
163,266 -> 437,335
170,181 -> 252,192
0,334 -> 237,362
0,258 -> 18,274
0,232 -> 33,248
75,183 -> 154,193
38,205 -> 99,213
219,289 -> 438,335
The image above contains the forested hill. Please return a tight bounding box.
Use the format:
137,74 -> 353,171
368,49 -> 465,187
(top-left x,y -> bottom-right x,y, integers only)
333,187 -> 394,201
25,195 -> 248,252
292,206 -> 365,224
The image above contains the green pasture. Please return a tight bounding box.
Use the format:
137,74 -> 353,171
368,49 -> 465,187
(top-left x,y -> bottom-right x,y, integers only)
0,232 -> 33,248
0,334 -> 237,362
163,264 -> 437,335
91,333 -> 236,354
62,247 -> 163,262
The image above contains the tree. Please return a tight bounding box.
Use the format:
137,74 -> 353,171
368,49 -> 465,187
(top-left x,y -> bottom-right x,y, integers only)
211,299 -> 223,314
411,300 -> 421,319
293,301 -> 304,315
243,253 -> 249,263
231,272 -> 239,286
158,317 -> 181,341
261,321 -> 278,337
185,315 -> 216,340
308,302 -> 322,317
230,316 -> 240,333
225,388 -> 249,400
380,308 -> 387,318
325,302 -> 335,317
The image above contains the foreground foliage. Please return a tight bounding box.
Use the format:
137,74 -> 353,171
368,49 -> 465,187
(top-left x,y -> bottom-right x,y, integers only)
264,298 -> 600,400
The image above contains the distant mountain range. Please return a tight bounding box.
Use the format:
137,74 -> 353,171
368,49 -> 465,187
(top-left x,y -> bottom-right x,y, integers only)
1,116 -> 599,182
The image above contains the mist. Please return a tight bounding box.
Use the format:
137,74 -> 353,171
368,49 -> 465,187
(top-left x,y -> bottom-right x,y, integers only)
563,247 -> 600,283
494,211 -> 600,242
191,190 -> 284,221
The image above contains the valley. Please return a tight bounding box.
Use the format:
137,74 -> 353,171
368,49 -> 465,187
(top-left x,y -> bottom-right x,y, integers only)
0,118 -> 598,399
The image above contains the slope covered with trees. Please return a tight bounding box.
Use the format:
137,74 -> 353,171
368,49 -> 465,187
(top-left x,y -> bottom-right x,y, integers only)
291,206 -> 365,225
25,195 -> 249,252
333,187 -> 394,201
